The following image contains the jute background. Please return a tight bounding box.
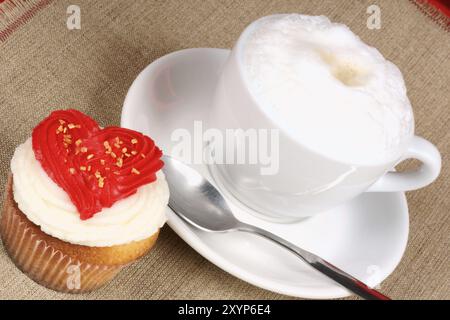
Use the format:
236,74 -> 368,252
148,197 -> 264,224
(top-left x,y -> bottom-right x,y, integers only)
0,0 -> 448,300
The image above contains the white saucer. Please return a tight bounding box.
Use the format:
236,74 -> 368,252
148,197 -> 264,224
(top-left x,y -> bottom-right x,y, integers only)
121,48 -> 409,299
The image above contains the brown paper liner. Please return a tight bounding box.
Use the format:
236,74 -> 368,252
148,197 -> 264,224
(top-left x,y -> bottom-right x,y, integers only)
1,176 -> 159,293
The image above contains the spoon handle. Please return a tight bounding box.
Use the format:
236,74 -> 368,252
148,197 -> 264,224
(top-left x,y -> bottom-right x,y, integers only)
239,224 -> 390,300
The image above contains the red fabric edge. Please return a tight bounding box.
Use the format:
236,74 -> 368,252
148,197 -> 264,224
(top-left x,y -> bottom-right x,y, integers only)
0,0 -> 53,42
411,0 -> 450,32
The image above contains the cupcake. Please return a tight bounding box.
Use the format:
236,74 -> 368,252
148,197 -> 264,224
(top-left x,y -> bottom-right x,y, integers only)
0,109 -> 169,293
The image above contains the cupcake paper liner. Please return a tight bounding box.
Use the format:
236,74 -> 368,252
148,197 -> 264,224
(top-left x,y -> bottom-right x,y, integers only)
1,201 -> 124,293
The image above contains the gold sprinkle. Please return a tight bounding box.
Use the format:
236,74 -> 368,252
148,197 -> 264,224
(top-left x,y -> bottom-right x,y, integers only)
59,119 -> 66,125
131,168 -> 140,175
116,157 -> 123,167
56,125 -> 64,134
113,171 -> 120,175
114,143 -> 120,148
87,154 -> 94,160
115,137 -> 120,143
80,166 -> 86,171
68,123 -> 76,129
131,139 -> 138,144
98,177 -> 105,188
63,127 -> 68,134
80,147 -> 88,153
125,153 -> 131,157
94,170 -> 101,178
75,139 -> 82,146
104,141 -> 111,149
100,159 -> 106,165
110,152 -> 117,159
122,147 -> 127,153
69,168 -> 75,174
105,167 -> 110,171
87,165 -> 91,172
131,150 -> 138,155
140,153 -> 146,158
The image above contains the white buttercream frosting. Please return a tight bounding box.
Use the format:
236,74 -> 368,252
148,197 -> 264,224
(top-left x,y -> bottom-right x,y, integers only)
10,138 -> 169,247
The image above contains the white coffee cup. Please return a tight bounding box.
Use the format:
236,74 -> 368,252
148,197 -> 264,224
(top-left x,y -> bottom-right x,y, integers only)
207,15 -> 441,222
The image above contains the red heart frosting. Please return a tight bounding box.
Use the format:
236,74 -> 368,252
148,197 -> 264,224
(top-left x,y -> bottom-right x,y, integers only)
32,109 -> 164,220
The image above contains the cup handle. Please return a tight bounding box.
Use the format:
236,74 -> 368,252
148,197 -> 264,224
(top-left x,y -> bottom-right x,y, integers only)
367,136 -> 441,192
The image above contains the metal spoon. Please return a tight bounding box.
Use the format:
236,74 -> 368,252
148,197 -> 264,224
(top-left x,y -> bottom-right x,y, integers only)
162,155 -> 390,300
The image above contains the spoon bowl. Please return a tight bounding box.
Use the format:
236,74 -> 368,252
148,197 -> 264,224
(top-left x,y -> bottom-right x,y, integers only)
163,155 -> 241,232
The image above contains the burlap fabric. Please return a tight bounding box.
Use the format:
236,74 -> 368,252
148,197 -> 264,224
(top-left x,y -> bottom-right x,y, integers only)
0,0 -> 448,300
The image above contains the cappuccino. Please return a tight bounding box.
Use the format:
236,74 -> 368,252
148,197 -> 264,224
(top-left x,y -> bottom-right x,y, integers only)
242,14 -> 413,165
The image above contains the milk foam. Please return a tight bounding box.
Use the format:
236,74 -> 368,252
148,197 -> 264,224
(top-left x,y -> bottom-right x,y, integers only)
242,14 -> 414,165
